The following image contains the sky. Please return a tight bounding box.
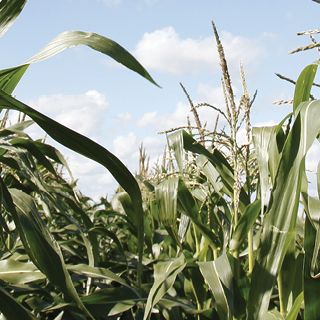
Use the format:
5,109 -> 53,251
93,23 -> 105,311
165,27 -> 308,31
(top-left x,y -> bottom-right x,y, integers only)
1,0 -> 320,199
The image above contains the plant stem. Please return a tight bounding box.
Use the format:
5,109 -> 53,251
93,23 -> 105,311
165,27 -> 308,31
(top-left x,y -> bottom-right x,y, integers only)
248,229 -> 254,275
277,271 -> 286,317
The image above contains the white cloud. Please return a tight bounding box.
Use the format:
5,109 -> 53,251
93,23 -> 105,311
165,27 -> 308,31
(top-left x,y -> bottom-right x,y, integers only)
138,111 -> 157,127
28,90 -> 108,139
134,26 -> 264,75
117,112 -> 132,123
113,132 -> 138,158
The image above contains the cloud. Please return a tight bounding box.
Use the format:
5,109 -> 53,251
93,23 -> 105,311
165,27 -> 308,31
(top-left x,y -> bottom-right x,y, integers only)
116,112 -> 132,123
28,90 -> 108,140
113,132 -> 138,158
134,26 -> 264,75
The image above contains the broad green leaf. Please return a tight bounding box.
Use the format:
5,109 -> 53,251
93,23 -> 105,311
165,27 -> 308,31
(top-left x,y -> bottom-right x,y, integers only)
196,154 -> 224,193
0,65 -> 28,94
0,258 -> 45,284
293,63 -> 318,111
81,287 -> 143,318
0,0 -> 27,37
229,199 -> 260,252
252,126 -> 276,212
248,100 -> 320,319
167,130 -> 185,172
177,178 -> 220,248
66,264 -> 136,293
26,30 -> 159,87
143,254 -> 186,320
155,176 -> 180,245
198,253 -> 234,320
0,286 -> 35,320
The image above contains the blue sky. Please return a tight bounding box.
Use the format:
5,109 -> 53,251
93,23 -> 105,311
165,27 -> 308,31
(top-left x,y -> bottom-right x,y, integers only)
2,0 -> 320,198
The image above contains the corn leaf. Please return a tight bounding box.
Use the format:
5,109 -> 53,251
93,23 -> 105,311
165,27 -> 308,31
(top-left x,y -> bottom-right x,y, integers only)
0,0 -> 27,37
248,100 -> 320,319
155,176 -> 180,245
301,194 -> 320,319
0,258 -> 45,284
229,199 -> 260,252
293,63 -> 318,111
26,30 -> 159,87
143,254 -> 186,320
198,253 -> 235,320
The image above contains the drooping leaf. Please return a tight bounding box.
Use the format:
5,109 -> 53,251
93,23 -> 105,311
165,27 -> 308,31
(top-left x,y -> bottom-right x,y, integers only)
143,254 -> 186,320
198,253 -> 235,320
26,30 -> 159,87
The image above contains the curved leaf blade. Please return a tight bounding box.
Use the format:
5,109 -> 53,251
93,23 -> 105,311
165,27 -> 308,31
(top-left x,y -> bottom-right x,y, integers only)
26,30 -> 159,87
0,0 -> 27,37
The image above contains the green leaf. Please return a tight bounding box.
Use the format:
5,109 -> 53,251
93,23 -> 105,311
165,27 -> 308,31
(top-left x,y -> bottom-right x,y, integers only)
302,194 -> 320,319
248,100 -> 320,319
252,126 -> 277,212
167,130 -> 185,172
0,0 -> 27,37
0,258 -> 45,284
177,178 -> 220,249
155,176 -> 180,245
0,286 -> 35,320
67,264 -> 132,289
198,253 -> 234,320
196,154 -> 224,194
26,30 -> 159,87
286,292 -> 303,320
293,63 -> 318,111
229,199 -> 260,252
0,65 -> 29,94
143,254 -> 186,320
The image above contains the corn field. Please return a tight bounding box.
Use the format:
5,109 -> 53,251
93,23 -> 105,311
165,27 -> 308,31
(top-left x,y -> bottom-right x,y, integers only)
1,1 -> 320,319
